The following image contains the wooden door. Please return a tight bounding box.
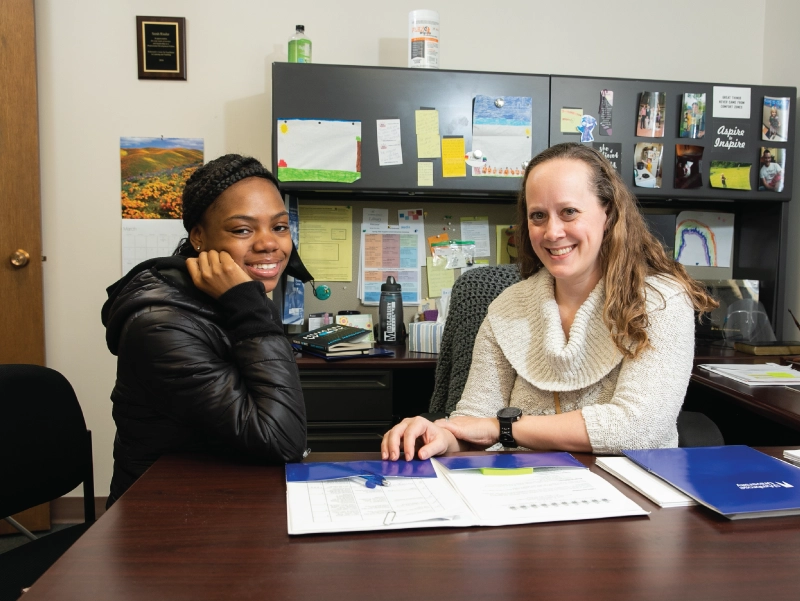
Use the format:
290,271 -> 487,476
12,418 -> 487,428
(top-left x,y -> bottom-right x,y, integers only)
0,0 -> 49,533
0,0 -> 45,365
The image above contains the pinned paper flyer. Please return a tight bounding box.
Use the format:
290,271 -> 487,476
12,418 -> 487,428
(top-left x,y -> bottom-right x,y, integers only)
471,95 -> 532,178
713,87 -> 751,119
674,211 -> 734,268
598,90 -> 613,136
277,119 -> 362,183
376,118 -> 402,166
418,161 -> 434,186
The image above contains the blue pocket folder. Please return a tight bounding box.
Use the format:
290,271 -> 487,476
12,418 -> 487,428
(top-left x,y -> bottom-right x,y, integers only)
435,452 -> 584,471
286,459 -> 437,482
623,445 -> 800,519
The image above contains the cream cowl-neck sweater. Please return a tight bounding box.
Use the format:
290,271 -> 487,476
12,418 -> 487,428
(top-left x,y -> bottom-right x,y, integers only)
451,269 -> 696,453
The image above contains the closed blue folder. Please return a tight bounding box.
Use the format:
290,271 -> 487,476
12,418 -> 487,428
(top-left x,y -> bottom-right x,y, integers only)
623,445 -> 800,519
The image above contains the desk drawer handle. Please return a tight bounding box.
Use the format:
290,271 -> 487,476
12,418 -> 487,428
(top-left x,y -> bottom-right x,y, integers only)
302,381 -> 387,390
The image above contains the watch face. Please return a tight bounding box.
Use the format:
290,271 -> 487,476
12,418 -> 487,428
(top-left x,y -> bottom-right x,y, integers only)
497,406 -> 522,420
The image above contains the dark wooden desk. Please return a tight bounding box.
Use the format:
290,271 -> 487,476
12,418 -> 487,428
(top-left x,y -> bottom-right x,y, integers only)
22,450 -> 800,601
687,350 -> 800,445
294,347 -> 438,451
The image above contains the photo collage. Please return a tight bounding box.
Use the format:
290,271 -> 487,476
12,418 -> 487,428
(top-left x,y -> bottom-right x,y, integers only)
560,87 -> 790,194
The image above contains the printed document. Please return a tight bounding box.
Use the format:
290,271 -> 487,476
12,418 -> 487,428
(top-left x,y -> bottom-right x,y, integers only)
287,458 -> 647,535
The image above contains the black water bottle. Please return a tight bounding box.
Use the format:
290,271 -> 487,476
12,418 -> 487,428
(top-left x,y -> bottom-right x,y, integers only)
378,276 -> 403,345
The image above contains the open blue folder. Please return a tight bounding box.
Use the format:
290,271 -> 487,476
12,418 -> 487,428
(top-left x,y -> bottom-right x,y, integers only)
286,459 -> 436,482
436,452 -> 584,471
623,445 -> 800,519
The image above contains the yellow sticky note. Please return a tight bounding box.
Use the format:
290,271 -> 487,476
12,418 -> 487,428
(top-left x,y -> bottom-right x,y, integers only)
765,372 -> 794,378
417,132 -> 441,158
479,468 -> 534,475
441,137 -> 466,177
415,109 -> 439,135
560,107 -> 583,133
426,257 -> 454,297
418,162 -> 434,186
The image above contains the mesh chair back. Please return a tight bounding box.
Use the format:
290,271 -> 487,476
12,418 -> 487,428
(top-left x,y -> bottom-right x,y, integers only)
428,264 -> 521,414
0,364 -> 94,521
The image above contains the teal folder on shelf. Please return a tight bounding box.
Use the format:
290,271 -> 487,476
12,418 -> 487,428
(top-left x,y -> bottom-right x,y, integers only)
623,445 -> 800,520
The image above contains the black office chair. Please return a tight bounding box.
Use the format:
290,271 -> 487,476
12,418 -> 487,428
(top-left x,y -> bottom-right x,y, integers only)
426,265 -> 724,448
0,364 -> 95,601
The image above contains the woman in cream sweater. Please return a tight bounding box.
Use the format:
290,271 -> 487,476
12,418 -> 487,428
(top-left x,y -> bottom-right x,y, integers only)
382,143 -> 717,460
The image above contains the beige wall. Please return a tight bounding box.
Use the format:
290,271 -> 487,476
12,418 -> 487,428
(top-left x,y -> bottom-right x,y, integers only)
763,0 -> 800,338
35,0 -> 769,496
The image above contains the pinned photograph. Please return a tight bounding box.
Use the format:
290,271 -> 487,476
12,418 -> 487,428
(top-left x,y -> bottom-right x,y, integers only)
679,93 -> 706,139
762,97 -> 790,142
674,145 -> 704,189
758,147 -> 786,192
709,160 -> 752,190
633,143 -> 663,188
635,92 -> 666,137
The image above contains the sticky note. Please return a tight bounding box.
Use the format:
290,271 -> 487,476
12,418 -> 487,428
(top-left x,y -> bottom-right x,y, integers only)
560,107 -> 583,133
416,110 -> 441,158
417,132 -> 441,158
415,109 -> 439,134
479,468 -> 534,476
426,257 -> 455,298
418,161 -> 434,186
442,136 -> 466,177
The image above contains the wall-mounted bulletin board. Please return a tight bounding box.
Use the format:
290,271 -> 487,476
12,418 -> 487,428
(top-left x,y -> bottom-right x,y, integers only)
550,75 -> 796,202
272,63 -> 550,198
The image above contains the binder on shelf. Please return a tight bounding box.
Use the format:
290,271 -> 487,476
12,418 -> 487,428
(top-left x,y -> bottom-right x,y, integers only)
623,445 -> 800,519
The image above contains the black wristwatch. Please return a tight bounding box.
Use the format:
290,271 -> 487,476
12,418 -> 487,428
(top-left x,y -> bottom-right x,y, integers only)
497,406 -> 522,448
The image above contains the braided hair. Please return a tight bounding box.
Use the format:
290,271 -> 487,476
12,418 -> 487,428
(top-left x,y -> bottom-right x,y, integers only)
174,154 -> 281,256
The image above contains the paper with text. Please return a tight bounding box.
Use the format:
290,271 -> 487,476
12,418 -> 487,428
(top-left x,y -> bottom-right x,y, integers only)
299,205 -> 353,281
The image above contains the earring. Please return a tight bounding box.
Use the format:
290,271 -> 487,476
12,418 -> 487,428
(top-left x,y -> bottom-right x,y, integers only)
196,246 -> 201,250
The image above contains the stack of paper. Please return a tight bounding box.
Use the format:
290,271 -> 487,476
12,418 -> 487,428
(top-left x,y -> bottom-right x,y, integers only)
697,363 -> 800,385
784,449 -> 800,467
285,453 -> 648,535
595,457 -> 696,508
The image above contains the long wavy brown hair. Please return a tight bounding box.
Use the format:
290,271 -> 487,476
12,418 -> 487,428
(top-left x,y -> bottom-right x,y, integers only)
516,143 -> 717,358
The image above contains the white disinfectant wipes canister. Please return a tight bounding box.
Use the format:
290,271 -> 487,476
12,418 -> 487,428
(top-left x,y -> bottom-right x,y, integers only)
408,10 -> 439,69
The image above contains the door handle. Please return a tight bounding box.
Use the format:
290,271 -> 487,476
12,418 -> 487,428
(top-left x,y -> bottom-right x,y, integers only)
10,249 -> 30,268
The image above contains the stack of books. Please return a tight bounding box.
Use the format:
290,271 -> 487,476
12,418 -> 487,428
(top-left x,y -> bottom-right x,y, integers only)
290,324 -> 373,359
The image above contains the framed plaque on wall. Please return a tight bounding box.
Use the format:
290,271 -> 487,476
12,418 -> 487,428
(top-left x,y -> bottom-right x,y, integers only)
136,16 -> 186,80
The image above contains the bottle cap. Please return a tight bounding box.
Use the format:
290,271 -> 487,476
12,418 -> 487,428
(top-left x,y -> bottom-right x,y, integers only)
296,25 -> 305,32
381,276 -> 401,292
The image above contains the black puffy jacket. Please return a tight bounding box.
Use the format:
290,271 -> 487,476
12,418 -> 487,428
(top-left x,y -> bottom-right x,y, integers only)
101,257 -> 306,505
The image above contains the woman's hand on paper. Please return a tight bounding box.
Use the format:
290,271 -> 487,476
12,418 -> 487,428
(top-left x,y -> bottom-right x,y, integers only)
381,416 -> 460,461
186,250 -> 251,299
436,416 -> 500,448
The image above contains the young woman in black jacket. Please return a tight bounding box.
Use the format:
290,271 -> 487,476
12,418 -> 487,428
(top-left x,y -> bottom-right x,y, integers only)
102,155 -> 309,506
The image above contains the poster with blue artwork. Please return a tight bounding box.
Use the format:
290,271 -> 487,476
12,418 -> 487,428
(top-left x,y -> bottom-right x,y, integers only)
674,211 -> 734,268
470,95 -> 532,177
